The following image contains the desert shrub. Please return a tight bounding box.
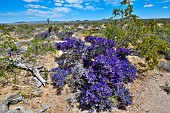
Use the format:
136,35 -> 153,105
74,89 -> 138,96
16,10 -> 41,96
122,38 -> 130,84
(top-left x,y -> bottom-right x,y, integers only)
56,31 -> 74,40
51,36 -> 138,112
0,32 -> 20,83
156,24 -> 170,48
0,29 -> 54,84
104,0 -> 170,69
160,82 -> 170,94
15,24 -> 35,37
22,37 -> 56,63
82,28 -> 105,38
156,24 -> 170,59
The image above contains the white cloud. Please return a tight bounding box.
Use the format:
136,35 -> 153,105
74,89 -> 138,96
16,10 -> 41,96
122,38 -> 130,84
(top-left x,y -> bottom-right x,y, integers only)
96,7 -> 103,10
65,3 -> 83,9
163,6 -> 168,8
54,0 -> 60,2
55,3 -> 63,6
89,0 -> 99,2
71,12 -> 78,15
54,7 -> 71,13
26,9 -> 52,17
84,6 -> 95,11
48,1 -> 51,3
85,3 -> 90,5
0,12 -> 23,16
65,0 -> 83,4
159,0 -> 170,3
63,1 -> 103,10
104,0 -> 136,6
26,7 -> 71,18
23,0 -> 41,2
104,0 -> 122,6
25,4 -> 47,9
85,0 -> 99,2
144,4 -> 154,8
54,0 -> 64,3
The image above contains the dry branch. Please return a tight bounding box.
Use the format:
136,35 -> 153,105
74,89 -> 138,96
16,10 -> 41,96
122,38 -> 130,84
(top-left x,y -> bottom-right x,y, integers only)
14,62 -> 47,87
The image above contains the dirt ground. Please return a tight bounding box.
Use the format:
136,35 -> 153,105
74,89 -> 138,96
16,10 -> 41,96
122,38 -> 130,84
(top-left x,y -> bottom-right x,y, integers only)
0,39 -> 170,113
127,69 -> 170,113
0,65 -> 169,113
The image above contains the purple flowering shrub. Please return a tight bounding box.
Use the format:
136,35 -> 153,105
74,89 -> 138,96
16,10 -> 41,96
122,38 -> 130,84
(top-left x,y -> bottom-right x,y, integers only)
51,36 -> 138,112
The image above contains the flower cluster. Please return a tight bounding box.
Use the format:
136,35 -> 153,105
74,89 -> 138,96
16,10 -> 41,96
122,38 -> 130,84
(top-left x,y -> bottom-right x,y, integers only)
51,68 -> 68,87
55,37 -> 85,52
51,36 -> 138,112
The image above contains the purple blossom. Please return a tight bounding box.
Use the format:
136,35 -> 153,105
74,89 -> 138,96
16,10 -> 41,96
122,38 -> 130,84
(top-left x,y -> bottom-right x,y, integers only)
52,36 -> 138,112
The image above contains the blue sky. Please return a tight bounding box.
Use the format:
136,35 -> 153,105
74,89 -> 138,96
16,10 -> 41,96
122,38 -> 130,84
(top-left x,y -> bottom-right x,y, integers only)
0,0 -> 170,23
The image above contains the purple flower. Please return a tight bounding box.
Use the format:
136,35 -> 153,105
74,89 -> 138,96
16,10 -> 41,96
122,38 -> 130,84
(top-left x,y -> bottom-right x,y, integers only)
52,36 -> 138,112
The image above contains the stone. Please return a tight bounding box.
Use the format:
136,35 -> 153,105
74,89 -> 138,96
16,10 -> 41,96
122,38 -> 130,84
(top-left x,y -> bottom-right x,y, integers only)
31,88 -> 43,97
158,60 -> 170,72
127,55 -> 148,72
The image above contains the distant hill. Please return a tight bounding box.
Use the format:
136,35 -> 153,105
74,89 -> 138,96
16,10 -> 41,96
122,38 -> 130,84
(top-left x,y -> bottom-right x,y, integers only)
141,18 -> 170,24
1,18 -> 169,25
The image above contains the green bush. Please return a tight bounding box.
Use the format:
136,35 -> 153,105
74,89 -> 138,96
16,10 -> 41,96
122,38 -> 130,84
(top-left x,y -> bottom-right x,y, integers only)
104,0 -> 170,69
0,31 -> 19,84
22,37 -> 56,63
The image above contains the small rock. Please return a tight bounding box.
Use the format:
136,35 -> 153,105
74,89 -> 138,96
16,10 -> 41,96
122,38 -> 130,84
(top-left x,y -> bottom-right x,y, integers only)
32,88 -> 43,97
20,86 -> 33,98
127,55 -> 148,72
7,106 -> 25,113
30,102 -> 38,109
55,50 -> 63,57
0,104 -> 8,113
38,105 -> 51,113
25,110 -> 34,113
158,61 -> 170,72
7,106 -> 34,113
12,85 -> 21,90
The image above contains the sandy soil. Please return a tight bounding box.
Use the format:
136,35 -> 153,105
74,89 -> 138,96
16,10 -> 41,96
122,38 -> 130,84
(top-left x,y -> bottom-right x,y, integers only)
0,38 -> 169,113
0,66 -> 169,113
127,69 -> 170,113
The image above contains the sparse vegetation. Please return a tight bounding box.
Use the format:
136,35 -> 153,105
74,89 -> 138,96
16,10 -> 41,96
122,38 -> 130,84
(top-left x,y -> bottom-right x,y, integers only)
160,82 -> 170,94
104,0 -> 170,69
0,0 -> 170,112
